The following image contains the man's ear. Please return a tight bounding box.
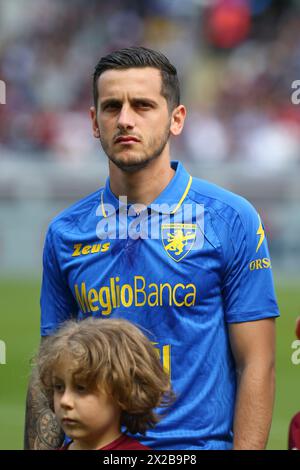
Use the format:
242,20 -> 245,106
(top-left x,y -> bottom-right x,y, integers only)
170,105 -> 186,137
90,106 -> 100,138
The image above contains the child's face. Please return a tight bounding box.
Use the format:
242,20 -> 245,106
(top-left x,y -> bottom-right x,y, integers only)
53,358 -> 121,449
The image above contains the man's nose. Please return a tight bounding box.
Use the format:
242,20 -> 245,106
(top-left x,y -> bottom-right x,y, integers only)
117,104 -> 135,131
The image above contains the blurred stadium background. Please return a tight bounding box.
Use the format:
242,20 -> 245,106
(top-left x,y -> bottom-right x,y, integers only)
0,0 -> 299,449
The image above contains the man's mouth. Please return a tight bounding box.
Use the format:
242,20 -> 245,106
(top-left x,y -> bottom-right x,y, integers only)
115,136 -> 140,144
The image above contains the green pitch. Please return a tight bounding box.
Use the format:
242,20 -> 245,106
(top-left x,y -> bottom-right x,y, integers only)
0,279 -> 299,450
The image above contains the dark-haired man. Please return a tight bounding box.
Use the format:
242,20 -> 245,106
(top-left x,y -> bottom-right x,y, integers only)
25,47 -> 279,450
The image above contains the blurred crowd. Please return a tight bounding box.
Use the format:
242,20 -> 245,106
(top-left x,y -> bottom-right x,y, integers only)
1,0 -> 300,168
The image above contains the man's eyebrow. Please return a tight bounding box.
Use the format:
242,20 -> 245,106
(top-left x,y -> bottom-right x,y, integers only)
100,97 -> 158,107
131,97 -> 158,106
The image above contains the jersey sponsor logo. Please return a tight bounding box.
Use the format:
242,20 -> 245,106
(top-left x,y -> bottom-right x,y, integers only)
256,216 -> 265,252
74,276 -> 197,316
161,223 -> 197,262
72,242 -> 110,257
249,258 -> 271,271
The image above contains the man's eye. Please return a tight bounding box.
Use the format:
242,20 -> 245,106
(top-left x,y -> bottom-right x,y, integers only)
104,103 -> 120,110
136,102 -> 151,108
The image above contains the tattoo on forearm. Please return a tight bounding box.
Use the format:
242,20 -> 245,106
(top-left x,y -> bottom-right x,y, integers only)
24,370 -> 64,450
36,409 -> 64,449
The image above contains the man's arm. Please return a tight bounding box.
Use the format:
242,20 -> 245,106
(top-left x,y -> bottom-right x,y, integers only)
228,318 -> 276,450
24,338 -> 64,450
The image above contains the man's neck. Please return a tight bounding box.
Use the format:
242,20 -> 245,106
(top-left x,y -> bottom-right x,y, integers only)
109,154 -> 175,207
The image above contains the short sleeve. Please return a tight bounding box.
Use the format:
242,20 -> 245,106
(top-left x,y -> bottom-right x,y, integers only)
222,202 -> 279,323
40,226 -> 77,336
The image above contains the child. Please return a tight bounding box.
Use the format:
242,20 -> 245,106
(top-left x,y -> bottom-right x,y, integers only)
37,317 -> 174,450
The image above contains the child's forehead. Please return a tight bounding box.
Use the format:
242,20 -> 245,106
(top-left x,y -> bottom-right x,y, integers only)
53,353 -> 79,377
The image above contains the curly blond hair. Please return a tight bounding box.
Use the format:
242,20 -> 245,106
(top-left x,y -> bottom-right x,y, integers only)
37,317 -> 174,434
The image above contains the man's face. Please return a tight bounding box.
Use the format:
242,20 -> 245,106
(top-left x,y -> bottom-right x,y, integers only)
91,67 -> 178,172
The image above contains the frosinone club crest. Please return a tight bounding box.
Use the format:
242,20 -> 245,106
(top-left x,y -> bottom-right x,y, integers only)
161,223 -> 197,262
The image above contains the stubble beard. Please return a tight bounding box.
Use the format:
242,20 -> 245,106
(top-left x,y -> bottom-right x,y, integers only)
100,123 -> 171,173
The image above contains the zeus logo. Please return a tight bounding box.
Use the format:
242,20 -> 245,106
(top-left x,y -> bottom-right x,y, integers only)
72,242 -> 110,256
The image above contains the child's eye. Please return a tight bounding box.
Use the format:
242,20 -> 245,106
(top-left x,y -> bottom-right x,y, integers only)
75,384 -> 87,393
53,383 -> 64,393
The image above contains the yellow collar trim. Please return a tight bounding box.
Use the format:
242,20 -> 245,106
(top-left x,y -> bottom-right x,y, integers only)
100,190 -> 107,218
170,175 -> 192,214
100,175 -> 192,217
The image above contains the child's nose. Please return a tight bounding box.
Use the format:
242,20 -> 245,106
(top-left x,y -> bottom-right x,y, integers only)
60,389 -> 74,409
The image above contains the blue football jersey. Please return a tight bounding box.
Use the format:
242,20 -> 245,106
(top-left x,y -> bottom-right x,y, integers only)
40,161 -> 279,450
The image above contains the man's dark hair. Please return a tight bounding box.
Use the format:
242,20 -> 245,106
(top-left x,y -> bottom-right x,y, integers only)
93,46 -> 180,112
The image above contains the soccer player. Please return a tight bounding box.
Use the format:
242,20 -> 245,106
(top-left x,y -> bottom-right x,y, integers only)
36,317 -> 172,450
25,47 -> 279,450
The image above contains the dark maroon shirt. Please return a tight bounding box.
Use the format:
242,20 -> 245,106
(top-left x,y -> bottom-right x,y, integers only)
60,434 -> 151,450
288,412 -> 300,450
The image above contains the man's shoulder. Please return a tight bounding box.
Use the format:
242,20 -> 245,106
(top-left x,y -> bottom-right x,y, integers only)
189,176 -> 257,225
47,188 -> 103,236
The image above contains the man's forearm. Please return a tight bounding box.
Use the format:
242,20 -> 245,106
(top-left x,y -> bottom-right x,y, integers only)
232,364 -> 275,450
24,368 -> 64,450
